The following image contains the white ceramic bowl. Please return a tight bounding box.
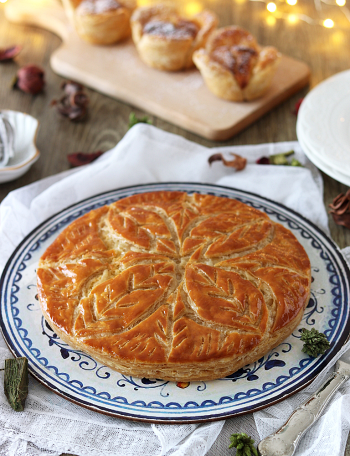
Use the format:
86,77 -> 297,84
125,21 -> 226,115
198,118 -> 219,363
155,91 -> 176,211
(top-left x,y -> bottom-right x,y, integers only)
0,110 -> 40,183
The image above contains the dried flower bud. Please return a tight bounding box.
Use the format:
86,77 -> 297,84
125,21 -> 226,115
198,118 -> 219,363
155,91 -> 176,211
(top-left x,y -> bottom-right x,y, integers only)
256,150 -> 301,167
52,80 -> 89,122
0,45 -> 22,62
67,151 -> 104,167
329,189 -> 350,229
14,65 -> 45,95
208,153 -> 247,171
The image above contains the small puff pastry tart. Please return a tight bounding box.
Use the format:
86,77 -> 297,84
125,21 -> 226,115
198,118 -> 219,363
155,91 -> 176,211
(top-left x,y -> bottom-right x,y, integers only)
193,26 -> 281,101
62,0 -> 136,45
130,4 -> 218,71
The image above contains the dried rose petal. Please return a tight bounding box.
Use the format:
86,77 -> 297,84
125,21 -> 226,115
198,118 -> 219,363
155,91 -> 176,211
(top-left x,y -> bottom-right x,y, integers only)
67,151 -> 104,167
293,98 -> 304,116
256,156 -> 270,165
329,190 -> 350,229
0,45 -> 22,62
14,65 -> 45,94
208,153 -> 247,171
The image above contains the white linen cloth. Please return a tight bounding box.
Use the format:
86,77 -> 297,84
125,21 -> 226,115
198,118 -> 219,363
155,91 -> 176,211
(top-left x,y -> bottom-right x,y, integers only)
0,124 -> 349,456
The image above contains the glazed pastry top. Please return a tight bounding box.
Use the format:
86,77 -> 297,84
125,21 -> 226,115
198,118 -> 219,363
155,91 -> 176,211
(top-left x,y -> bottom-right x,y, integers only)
207,27 -> 278,89
37,192 -> 310,366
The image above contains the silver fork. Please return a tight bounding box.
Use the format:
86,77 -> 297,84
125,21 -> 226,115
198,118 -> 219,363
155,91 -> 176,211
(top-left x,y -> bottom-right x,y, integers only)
258,357 -> 350,456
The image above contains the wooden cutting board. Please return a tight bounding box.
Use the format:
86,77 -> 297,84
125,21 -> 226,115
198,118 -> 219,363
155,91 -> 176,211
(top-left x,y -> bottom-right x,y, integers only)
6,0 -> 310,141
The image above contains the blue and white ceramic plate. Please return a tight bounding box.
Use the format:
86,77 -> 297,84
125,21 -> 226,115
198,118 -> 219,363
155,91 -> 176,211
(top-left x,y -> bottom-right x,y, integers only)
1,183 -> 350,423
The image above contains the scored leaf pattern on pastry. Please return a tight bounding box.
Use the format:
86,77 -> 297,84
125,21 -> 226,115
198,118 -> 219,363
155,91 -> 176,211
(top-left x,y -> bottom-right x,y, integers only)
37,192 -> 310,374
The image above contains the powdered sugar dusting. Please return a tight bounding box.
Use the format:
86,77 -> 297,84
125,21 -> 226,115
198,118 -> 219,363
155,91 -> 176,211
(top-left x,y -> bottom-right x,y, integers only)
143,20 -> 199,40
76,0 -> 121,15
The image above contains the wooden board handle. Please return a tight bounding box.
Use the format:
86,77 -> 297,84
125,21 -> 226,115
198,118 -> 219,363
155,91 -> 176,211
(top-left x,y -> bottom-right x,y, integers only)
5,0 -> 69,42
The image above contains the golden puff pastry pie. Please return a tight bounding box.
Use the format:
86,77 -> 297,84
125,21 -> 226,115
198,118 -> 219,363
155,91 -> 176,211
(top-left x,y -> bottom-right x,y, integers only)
37,191 -> 311,382
130,4 -> 218,71
62,0 -> 136,45
193,26 -> 281,101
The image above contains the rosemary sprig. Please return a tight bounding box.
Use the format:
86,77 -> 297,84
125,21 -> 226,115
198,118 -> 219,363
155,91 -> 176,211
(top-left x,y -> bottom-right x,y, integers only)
229,433 -> 258,456
128,112 -> 152,130
300,328 -> 330,358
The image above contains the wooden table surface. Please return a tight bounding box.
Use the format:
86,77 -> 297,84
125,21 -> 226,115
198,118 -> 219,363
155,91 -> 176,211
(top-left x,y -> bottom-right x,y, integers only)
1,0 -> 350,454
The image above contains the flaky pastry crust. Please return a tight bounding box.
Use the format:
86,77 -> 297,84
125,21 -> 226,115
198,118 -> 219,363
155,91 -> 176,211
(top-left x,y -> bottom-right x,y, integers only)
193,26 -> 281,101
130,4 -> 218,71
62,0 -> 136,45
37,192 -> 311,382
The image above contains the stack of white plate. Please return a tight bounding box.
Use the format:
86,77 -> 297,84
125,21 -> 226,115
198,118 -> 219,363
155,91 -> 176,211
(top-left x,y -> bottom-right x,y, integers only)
297,70 -> 350,186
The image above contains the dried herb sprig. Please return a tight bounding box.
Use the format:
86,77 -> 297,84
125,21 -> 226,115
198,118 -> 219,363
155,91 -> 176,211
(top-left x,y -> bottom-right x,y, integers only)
128,112 -> 152,129
229,433 -> 258,456
3,357 -> 29,411
300,328 -> 330,358
256,150 -> 302,167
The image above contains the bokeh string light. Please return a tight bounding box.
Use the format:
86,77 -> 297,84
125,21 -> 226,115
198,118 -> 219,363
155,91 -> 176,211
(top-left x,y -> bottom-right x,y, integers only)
0,0 -> 347,28
323,17 -> 335,26
244,0 -> 348,28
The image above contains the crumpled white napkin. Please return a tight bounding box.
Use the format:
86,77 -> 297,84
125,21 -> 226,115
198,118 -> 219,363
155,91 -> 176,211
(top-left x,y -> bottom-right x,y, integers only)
0,124 -> 348,456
